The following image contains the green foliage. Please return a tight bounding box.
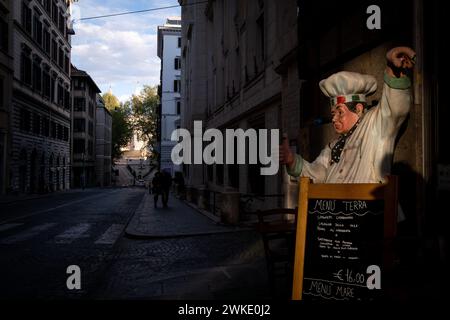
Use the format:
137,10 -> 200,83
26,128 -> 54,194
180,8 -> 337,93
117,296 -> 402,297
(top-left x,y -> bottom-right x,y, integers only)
102,92 -> 133,161
128,85 -> 159,158
101,86 -> 159,161
102,91 -> 120,112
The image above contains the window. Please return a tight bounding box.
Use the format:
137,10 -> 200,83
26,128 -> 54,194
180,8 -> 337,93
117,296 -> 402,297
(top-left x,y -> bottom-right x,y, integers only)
64,89 -> 70,109
74,97 -> 86,111
43,29 -> 50,54
88,121 -> 93,136
0,17 -> 8,52
42,117 -> 50,137
74,79 -> 85,90
22,3 -> 32,34
63,127 -> 69,141
57,124 -> 63,140
51,38 -> 57,62
43,71 -> 50,98
43,0 -> 51,14
52,1 -> 58,25
178,37 -> 181,48
73,139 -> 85,154
74,118 -> 85,133
88,140 -> 93,156
176,101 -> 181,115
33,113 -> 41,135
173,79 -> 181,92
33,15 -> 42,46
174,57 -> 181,70
256,13 -> 265,62
89,102 -> 94,117
20,109 -> 31,132
50,74 -> 56,102
51,121 -> 57,138
58,47 -> 64,68
89,87 -> 96,100
58,10 -> 65,36
21,53 -> 32,85
64,54 -> 69,74
33,61 -> 42,92
57,83 -> 64,106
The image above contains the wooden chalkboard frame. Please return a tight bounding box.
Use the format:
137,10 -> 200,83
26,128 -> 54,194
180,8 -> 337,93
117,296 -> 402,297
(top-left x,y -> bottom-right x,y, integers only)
292,175 -> 398,300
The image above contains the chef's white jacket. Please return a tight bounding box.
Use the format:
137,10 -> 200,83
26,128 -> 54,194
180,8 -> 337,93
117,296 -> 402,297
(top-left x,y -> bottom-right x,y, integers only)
287,73 -> 412,184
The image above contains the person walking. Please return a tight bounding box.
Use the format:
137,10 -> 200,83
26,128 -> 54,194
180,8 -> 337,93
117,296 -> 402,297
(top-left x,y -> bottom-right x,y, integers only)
173,172 -> 185,199
152,171 -> 163,208
161,171 -> 172,208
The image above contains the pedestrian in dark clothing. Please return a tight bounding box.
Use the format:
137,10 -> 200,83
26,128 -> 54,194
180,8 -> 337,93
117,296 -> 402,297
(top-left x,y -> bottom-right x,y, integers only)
152,172 -> 163,208
174,171 -> 185,199
161,171 -> 172,208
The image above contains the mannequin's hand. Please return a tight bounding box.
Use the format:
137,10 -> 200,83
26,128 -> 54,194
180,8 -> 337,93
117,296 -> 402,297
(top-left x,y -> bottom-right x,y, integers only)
386,46 -> 416,77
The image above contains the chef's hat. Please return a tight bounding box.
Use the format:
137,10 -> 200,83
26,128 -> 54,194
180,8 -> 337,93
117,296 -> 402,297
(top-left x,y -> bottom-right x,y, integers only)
319,71 -> 377,107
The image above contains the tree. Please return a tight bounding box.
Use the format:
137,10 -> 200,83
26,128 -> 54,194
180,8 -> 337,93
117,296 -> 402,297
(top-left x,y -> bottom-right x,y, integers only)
102,91 -> 120,112
127,85 -> 159,160
102,92 -> 133,161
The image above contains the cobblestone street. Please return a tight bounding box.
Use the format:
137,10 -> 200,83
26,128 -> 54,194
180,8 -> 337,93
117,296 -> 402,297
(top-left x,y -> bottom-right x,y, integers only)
91,232 -> 270,299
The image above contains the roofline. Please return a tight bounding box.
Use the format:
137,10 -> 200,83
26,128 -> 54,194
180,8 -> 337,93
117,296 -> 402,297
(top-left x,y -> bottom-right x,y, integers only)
71,66 -> 101,93
157,25 -> 181,58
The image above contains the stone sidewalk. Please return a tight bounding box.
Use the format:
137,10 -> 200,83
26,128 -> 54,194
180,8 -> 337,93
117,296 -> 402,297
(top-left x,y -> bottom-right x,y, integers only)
125,191 -> 251,239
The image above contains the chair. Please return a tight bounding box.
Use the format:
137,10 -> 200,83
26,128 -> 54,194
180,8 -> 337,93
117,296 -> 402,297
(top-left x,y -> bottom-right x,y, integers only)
254,208 -> 297,298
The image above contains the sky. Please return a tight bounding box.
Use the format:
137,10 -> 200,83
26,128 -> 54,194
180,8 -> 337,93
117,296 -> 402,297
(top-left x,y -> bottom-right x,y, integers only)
70,0 -> 181,103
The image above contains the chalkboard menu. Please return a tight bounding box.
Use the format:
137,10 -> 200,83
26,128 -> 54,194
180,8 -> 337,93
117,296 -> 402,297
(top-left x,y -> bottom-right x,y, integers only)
292,177 -> 398,301
302,199 -> 383,300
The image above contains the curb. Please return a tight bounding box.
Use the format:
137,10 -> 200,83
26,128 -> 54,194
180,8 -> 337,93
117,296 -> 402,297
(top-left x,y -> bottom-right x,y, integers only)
182,199 -> 222,223
124,227 -> 253,240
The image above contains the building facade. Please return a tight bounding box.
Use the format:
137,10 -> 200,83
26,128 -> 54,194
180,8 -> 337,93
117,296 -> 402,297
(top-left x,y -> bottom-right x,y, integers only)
95,93 -> 111,187
157,17 -> 181,176
71,65 -> 100,188
179,0 -> 299,213
10,0 -> 73,194
0,0 -> 13,195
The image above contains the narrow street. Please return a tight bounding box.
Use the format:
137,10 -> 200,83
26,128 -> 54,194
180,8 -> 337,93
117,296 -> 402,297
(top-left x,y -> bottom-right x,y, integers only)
0,188 -> 144,299
0,188 -> 270,299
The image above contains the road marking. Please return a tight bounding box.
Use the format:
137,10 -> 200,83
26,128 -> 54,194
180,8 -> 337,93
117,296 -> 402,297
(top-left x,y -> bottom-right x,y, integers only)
54,223 -> 91,244
94,224 -> 125,245
0,223 -> 57,244
221,267 -> 232,279
0,223 -> 24,232
0,190 -> 121,224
